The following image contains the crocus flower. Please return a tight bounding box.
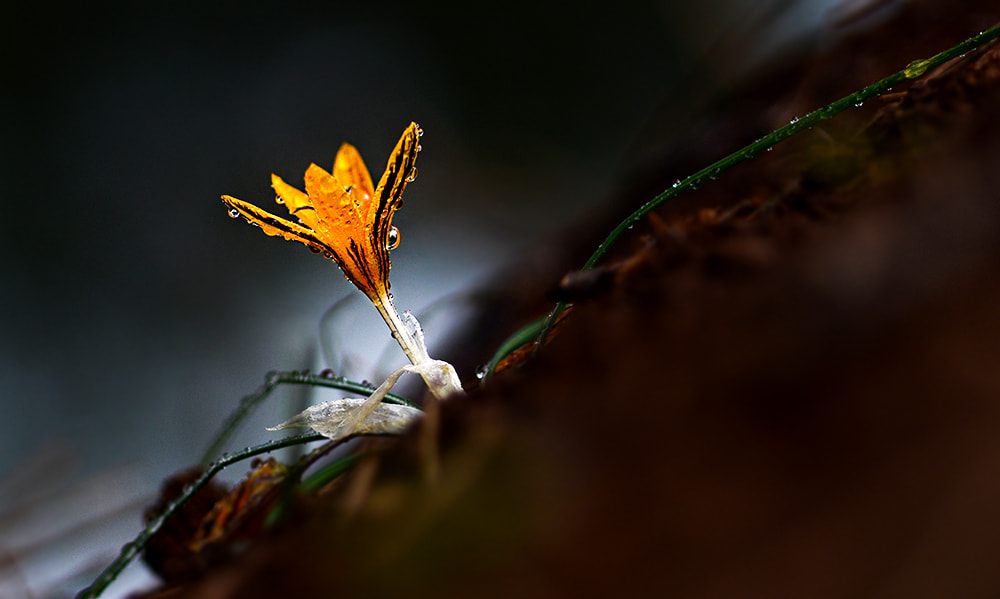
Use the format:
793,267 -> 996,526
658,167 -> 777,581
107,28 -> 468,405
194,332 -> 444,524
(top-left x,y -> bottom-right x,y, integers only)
222,123 -> 461,441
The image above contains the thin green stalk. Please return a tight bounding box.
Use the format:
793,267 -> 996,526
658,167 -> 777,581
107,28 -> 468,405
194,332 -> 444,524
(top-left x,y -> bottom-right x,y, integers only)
299,453 -> 363,493
76,433 -> 324,599
201,370 -> 420,465
481,315 -> 548,379
530,23 -> 1000,352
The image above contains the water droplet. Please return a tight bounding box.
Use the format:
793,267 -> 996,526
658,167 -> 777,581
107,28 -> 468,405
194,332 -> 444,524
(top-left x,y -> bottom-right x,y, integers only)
416,144 -> 422,152
475,364 -> 489,380
671,180 -> 681,188
264,217 -> 279,226
407,168 -> 418,182
275,196 -> 284,204
789,117 -> 799,125
386,226 -> 401,250
228,208 -> 240,218
320,368 -> 335,378
323,251 -> 333,259
309,246 -> 322,253
854,100 -> 864,108
904,59 -> 929,79
416,127 -> 424,137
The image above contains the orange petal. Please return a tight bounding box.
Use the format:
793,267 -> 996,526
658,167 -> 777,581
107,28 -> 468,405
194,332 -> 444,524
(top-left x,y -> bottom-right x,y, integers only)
270,174 -> 317,230
332,143 -> 375,201
366,122 -> 420,283
222,195 -> 331,255
303,163 -> 363,236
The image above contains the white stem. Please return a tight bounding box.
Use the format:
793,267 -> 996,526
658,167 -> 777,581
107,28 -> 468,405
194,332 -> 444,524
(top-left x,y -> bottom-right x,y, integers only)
372,295 -> 425,366
372,294 -> 462,400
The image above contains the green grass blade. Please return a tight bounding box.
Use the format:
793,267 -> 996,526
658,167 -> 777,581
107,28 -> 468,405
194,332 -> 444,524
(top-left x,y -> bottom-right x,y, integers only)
530,23 -> 1000,352
76,433 -> 324,599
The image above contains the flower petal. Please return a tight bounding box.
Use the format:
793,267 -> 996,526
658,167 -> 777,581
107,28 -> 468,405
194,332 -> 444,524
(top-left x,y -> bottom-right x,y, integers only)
332,143 -> 375,201
302,163 -> 359,236
370,122 -> 420,259
266,397 -> 422,442
270,173 -> 318,230
222,195 -> 332,255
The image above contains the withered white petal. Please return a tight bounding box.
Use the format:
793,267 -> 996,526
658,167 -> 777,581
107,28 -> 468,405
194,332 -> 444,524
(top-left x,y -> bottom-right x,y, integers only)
267,398 -> 422,441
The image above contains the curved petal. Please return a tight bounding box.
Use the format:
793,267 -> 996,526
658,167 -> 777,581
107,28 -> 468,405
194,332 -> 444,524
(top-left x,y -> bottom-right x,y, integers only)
270,174 -> 318,231
332,143 -> 375,201
366,122 -> 420,290
222,195 -> 332,255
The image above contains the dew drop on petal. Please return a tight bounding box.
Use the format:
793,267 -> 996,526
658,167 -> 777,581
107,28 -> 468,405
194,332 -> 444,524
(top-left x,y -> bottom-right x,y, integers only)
386,226 -> 401,250
416,145 -> 422,152
275,196 -> 284,204
309,246 -> 322,253
323,251 -> 333,259
475,364 -> 489,380
416,127 -> 424,137
406,168 -> 418,183
228,208 -> 240,218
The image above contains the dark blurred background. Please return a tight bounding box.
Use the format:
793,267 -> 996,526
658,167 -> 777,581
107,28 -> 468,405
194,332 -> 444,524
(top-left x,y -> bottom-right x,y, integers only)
0,0 -> 873,595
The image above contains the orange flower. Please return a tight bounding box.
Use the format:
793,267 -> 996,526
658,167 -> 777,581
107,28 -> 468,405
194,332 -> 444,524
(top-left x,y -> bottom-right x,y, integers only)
223,123 -> 462,440
222,122 -> 421,305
